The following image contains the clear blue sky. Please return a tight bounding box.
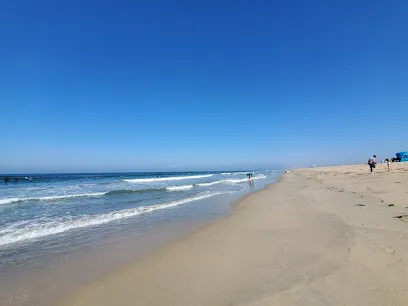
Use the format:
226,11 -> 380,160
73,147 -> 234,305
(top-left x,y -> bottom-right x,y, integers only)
1,0 -> 407,173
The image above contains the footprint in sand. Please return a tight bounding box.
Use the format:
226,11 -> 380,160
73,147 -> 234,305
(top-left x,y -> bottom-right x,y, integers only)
356,204 -> 366,207
394,215 -> 408,220
385,248 -> 396,255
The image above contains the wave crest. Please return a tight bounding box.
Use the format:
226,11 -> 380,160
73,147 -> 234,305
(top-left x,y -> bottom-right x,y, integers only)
123,174 -> 213,183
166,185 -> 193,191
0,192 -> 223,247
0,193 -> 106,205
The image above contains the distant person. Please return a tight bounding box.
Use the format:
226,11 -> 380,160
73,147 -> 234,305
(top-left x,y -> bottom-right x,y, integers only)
368,155 -> 377,173
386,158 -> 391,172
4,177 -> 9,183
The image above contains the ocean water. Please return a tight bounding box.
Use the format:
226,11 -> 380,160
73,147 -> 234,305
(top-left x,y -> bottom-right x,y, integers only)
0,171 -> 281,272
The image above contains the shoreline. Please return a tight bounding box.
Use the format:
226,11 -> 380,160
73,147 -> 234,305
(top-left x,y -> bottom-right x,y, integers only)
58,162 -> 408,305
0,174 -> 281,306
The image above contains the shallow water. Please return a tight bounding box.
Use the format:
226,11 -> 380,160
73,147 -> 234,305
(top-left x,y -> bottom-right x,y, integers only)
0,171 -> 281,305
0,171 -> 280,268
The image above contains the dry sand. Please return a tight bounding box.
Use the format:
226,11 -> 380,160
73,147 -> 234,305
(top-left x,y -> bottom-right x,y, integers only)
58,162 -> 408,306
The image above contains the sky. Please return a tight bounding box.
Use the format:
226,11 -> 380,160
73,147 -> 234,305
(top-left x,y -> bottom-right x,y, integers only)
1,0 -> 408,173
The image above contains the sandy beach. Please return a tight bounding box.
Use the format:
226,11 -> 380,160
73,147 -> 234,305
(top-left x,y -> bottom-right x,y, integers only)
58,162 -> 408,306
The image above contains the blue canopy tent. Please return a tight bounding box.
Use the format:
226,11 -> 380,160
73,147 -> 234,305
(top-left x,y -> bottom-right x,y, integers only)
396,152 -> 408,162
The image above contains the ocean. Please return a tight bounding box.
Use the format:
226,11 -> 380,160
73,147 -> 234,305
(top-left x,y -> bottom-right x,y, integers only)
0,171 -> 281,273
0,170 -> 282,304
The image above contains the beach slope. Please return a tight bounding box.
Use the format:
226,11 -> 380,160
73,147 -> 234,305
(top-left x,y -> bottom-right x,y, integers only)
59,163 -> 408,306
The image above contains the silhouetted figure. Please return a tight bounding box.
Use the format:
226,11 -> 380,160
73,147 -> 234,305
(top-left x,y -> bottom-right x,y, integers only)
368,155 -> 377,173
4,177 -> 9,183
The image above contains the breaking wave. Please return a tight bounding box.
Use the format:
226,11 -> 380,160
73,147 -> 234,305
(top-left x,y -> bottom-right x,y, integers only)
166,185 -> 194,191
123,174 -> 213,183
0,192 -> 223,247
0,193 -> 107,205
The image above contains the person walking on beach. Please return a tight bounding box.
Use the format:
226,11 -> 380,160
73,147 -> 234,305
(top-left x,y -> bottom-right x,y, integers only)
386,158 -> 391,172
368,155 -> 377,173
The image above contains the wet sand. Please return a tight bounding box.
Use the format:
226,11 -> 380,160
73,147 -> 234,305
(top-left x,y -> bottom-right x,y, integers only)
59,162 -> 408,306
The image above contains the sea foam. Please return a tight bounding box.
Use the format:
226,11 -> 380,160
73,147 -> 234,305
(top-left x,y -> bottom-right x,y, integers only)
0,192 -> 222,247
0,193 -> 107,205
166,185 -> 194,191
197,175 -> 266,186
123,174 -> 213,183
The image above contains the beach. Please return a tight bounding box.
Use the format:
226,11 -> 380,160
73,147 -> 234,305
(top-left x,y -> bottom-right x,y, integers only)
57,162 -> 408,306
0,171 -> 279,305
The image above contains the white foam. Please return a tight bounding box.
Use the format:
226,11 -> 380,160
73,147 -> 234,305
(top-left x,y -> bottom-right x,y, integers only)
198,176 -> 266,186
0,198 -> 21,205
123,174 -> 213,183
197,180 -> 223,186
0,193 -> 107,205
220,172 -> 231,175
166,185 -> 193,191
223,178 -> 248,184
220,175 -> 266,185
0,192 -> 222,247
